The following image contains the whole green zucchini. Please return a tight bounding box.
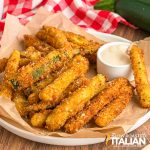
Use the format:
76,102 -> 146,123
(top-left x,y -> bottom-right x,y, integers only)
115,0 -> 150,32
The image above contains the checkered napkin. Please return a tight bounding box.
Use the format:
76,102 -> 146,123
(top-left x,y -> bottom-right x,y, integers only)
0,0 -> 133,34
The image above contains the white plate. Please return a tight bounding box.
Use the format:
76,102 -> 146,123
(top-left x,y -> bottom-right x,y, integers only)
0,29 -> 150,146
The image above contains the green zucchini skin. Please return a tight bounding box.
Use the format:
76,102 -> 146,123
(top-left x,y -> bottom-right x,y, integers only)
116,0 -> 150,32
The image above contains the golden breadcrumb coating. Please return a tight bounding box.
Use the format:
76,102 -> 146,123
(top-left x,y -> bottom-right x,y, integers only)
45,74 -> 106,131
95,85 -> 133,127
0,50 -> 20,99
64,78 -> 130,133
130,44 -> 150,108
4,50 -> 20,82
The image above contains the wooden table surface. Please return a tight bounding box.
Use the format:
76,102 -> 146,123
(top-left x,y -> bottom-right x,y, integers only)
0,24 -> 150,150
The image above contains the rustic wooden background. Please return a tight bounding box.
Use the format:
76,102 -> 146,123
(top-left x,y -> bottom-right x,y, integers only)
0,24 -> 150,150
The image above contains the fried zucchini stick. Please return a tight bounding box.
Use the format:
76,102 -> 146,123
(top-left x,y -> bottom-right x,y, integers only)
64,78 -> 130,133
45,74 -> 106,131
31,110 -> 51,127
39,55 -> 89,102
130,44 -> 150,108
36,26 -> 67,49
25,76 -> 90,112
13,92 -> 28,116
0,58 -> 8,73
4,50 -> 20,82
12,46 -> 73,90
95,86 -> 133,127
24,35 -> 55,52
0,50 -> 20,98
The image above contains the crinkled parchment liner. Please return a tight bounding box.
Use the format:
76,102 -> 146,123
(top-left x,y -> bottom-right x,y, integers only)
0,7 -> 149,138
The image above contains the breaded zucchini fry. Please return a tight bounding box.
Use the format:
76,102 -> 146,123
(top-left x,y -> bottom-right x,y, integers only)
12,47 -> 73,90
25,76 -> 89,112
0,50 -> 20,99
24,35 -> 55,52
64,78 -> 130,133
4,50 -> 20,82
95,85 -> 133,127
39,55 -> 89,102
45,74 -> 106,131
0,58 -> 8,73
130,44 -> 150,108
36,26 -> 67,49
31,110 -> 51,127
13,92 -> 28,116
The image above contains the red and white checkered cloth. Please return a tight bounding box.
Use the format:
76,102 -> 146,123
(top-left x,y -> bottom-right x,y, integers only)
0,0 -> 134,34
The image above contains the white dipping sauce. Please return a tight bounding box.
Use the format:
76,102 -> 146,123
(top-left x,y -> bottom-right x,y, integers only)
101,44 -> 130,66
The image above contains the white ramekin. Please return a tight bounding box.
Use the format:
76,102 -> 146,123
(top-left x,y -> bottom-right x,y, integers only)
97,42 -> 134,81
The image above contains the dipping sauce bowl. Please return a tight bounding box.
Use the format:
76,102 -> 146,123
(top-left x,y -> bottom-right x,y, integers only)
97,42 -> 134,81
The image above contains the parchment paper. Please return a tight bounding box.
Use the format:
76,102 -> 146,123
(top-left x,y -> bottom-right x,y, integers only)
0,7 -> 149,138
